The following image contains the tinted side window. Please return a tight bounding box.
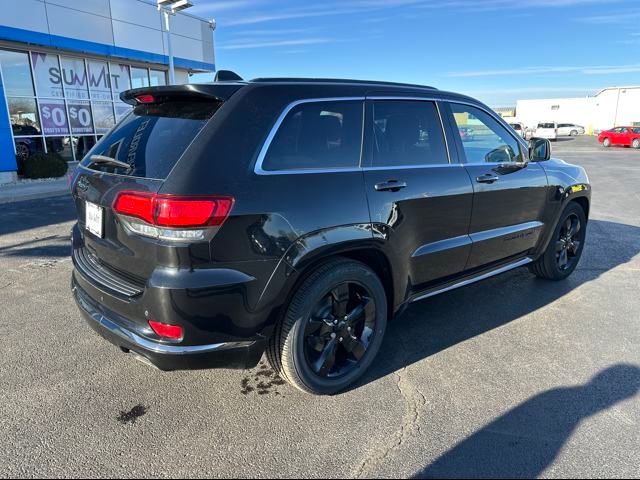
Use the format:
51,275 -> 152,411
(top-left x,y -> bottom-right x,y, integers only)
450,103 -> 523,164
372,100 -> 447,167
261,100 -> 363,171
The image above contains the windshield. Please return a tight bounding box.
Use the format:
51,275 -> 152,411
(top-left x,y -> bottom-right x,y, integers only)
81,100 -> 221,179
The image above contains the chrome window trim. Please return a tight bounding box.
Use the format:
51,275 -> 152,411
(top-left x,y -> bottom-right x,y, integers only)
254,97 -> 366,176
363,164 -> 464,171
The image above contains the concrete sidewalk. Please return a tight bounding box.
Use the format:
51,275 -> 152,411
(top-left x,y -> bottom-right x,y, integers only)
0,174 -> 72,204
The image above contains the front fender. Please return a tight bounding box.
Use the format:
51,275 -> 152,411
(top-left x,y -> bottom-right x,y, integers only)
534,158 -> 591,258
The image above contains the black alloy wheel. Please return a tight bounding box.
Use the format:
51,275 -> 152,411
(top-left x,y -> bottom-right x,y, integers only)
303,282 -> 376,378
556,213 -> 582,271
267,258 -> 387,395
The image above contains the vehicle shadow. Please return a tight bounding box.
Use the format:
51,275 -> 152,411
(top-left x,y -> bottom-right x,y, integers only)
352,219 -> 640,391
553,137 -> 576,143
412,364 -> 640,479
0,196 -> 75,238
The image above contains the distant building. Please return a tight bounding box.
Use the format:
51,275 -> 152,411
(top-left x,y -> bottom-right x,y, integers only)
493,107 -> 516,118
512,86 -> 640,134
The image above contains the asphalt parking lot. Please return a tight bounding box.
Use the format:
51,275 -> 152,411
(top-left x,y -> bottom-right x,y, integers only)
1,135 -> 638,478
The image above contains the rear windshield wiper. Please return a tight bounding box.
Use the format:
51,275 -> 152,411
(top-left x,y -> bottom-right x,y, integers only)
89,155 -> 132,170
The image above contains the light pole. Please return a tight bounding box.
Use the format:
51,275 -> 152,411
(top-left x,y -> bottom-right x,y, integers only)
157,0 -> 193,85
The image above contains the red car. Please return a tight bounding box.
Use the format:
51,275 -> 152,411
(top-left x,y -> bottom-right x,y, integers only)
598,126 -> 640,149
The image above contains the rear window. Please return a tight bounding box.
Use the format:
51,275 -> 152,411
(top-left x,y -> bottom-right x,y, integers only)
261,100 -> 363,172
81,100 -> 220,179
538,123 -> 555,129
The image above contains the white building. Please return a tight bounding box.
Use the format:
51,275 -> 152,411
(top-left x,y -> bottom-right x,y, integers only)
513,86 -> 640,134
0,0 -> 216,183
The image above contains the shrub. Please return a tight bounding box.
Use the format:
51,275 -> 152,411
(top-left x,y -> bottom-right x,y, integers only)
23,152 -> 68,179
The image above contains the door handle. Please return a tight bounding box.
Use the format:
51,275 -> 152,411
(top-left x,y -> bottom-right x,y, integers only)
476,174 -> 500,184
375,180 -> 407,192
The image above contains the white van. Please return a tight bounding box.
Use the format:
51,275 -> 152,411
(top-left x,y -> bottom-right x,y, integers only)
536,122 -> 558,140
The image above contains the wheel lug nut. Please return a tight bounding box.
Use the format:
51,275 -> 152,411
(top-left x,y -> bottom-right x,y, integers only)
347,327 -> 351,332
339,337 -> 343,342
331,333 -> 336,339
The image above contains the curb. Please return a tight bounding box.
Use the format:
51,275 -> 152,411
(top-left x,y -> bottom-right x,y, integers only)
0,188 -> 70,205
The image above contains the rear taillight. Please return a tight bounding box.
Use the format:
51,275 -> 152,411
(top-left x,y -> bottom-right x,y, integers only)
135,94 -> 156,104
148,320 -> 184,341
113,191 -> 234,241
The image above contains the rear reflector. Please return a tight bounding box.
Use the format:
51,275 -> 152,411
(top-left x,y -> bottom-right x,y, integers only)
113,191 -> 234,228
149,320 -> 184,341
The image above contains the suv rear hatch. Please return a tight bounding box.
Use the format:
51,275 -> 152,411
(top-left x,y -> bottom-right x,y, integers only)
71,84 -> 243,294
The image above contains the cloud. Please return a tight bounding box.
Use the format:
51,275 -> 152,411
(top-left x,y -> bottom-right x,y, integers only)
218,38 -> 335,50
449,64 -> 640,77
189,0 -> 264,14
576,10 -> 640,24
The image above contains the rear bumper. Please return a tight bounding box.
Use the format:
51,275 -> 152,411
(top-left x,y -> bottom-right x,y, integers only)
72,276 -> 265,370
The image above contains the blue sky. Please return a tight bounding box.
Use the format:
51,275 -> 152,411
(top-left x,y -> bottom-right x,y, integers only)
189,0 -> 640,106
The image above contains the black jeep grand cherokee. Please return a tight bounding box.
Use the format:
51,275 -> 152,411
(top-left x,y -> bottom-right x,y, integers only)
71,77 -> 590,395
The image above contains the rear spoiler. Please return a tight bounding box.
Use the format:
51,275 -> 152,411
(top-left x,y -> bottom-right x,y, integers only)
120,83 -> 245,106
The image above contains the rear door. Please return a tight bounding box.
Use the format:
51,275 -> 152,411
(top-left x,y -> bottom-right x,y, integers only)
72,95 -> 223,280
443,102 -> 549,270
611,127 -> 625,145
362,98 -> 474,294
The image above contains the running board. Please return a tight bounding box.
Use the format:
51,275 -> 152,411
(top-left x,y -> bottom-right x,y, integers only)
410,257 -> 533,303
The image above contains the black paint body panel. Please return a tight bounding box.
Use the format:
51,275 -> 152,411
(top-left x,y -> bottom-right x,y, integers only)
70,79 -> 591,370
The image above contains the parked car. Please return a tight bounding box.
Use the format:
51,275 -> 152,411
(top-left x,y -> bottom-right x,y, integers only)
12,124 -> 42,174
70,78 -> 591,395
508,122 -> 526,138
598,127 -> 640,149
536,122 -> 558,141
458,126 -> 475,141
557,124 -> 585,137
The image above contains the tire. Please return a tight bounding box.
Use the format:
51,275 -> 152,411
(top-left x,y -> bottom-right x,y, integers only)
632,139 -> 640,149
529,202 -> 587,281
570,130 -> 578,136
603,138 -> 611,147
266,258 -> 387,395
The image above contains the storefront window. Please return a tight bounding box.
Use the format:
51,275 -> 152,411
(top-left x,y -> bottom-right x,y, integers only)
38,99 -> 69,135
131,67 -> 150,89
110,63 -> 131,100
46,137 -> 74,162
8,98 -> 41,135
14,137 -> 44,174
60,56 -> 90,100
68,100 -> 94,134
2,47 -> 196,168
149,69 -> 167,87
31,52 -> 63,98
87,60 -> 112,101
74,136 -> 97,161
92,101 -> 115,133
114,101 -> 132,121
0,49 -> 35,96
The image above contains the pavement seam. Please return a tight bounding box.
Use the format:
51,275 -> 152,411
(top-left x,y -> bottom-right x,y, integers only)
352,368 -> 427,478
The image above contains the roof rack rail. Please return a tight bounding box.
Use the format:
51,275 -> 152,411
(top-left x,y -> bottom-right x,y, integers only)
250,77 -> 436,90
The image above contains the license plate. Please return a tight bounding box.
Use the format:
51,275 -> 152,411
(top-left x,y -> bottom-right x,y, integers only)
85,201 -> 103,238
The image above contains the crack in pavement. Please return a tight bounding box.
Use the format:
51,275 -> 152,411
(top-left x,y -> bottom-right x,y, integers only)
352,367 -> 427,478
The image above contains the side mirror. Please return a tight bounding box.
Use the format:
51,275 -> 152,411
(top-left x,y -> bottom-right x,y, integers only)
529,137 -> 551,162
